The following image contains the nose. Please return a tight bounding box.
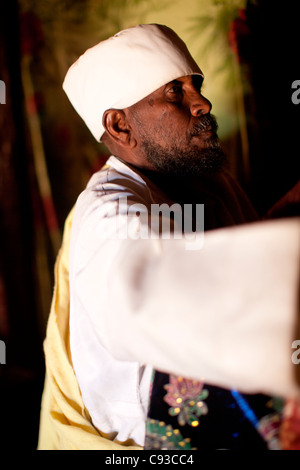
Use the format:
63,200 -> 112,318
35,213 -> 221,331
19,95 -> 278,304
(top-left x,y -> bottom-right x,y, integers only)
189,91 -> 212,117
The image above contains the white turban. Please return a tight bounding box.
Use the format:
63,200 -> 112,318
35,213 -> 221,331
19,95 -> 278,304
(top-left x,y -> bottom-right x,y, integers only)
62,24 -> 203,141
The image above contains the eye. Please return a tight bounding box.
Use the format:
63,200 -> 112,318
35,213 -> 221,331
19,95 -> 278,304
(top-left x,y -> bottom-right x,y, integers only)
166,83 -> 182,95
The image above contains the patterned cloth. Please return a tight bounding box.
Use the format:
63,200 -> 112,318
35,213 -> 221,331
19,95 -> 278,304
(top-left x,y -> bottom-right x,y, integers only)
145,371 -> 283,450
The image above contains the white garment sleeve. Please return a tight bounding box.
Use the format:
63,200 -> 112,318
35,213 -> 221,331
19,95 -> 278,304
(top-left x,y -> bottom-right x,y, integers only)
72,204 -> 300,399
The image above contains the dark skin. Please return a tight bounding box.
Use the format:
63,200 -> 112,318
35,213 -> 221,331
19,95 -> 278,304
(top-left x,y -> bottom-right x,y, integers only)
101,75 -> 212,170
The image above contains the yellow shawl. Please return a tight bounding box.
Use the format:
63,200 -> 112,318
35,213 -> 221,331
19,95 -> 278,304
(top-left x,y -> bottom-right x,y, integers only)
37,208 -> 142,450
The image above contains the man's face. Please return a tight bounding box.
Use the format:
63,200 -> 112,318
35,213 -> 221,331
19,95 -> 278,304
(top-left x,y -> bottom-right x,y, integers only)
127,75 -> 226,176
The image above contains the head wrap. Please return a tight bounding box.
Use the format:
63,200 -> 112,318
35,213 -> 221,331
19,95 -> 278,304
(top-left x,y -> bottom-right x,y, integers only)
63,24 -> 203,141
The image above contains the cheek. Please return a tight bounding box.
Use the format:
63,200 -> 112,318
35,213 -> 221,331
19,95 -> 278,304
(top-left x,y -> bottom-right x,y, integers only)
140,104 -> 190,144
157,110 -> 189,136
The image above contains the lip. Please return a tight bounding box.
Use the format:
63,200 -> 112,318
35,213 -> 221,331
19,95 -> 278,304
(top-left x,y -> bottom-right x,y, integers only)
191,128 -> 213,138
201,125 -> 213,133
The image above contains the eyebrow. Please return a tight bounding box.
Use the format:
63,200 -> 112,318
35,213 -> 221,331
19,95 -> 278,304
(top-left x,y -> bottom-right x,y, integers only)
163,79 -> 181,90
164,76 -> 204,90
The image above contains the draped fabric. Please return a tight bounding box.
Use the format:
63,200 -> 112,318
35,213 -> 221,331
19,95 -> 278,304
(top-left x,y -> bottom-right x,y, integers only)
140,166 -> 283,450
38,157 -> 299,449
38,208 -> 142,450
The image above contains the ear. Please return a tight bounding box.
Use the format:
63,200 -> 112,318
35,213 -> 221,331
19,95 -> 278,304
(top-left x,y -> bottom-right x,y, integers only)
102,109 -> 136,148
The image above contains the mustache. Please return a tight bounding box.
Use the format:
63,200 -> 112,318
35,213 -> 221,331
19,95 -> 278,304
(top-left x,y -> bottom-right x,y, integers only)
188,114 -> 219,139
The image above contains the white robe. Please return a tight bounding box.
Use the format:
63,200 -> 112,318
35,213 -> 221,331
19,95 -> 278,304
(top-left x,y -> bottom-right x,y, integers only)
69,155 -> 300,446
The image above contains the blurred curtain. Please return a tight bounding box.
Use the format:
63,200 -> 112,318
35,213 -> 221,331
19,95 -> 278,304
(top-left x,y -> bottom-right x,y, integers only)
0,0 -> 50,450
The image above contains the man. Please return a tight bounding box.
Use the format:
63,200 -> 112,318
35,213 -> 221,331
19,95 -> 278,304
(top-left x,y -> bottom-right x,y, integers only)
38,24 -> 300,450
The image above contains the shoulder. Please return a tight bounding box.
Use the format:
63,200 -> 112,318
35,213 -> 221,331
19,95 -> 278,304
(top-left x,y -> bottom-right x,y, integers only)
81,156 -> 152,210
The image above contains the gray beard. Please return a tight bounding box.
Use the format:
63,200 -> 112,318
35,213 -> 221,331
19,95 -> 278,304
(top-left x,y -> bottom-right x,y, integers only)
143,138 -> 226,177
142,115 -> 227,177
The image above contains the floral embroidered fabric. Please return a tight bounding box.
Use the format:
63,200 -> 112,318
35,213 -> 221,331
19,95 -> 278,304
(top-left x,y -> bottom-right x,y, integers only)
145,371 -> 283,450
